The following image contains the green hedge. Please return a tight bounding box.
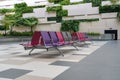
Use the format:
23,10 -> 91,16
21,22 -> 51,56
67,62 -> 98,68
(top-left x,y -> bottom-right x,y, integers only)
47,5 -> 68,22
56,17 -> 62,22
83,0 -> 101,6
60,0 -> 70,5
48,0 -> 54,3
10,31 -> 32,36
99,4 -> 120,13
56,10 -> 68,16
83,0 -> 91,3
0,8 -> 14,14
0,33 -> 2,36
47,6 -> 62,12
70,1 -> 84,5
87,32 -> 100,36
117,12 -> 120,21
48,0 -> 63,4
61,20 -> 79,32
0,25 -> 9,30
14,2 -> 33,14
48,0 -> 70,5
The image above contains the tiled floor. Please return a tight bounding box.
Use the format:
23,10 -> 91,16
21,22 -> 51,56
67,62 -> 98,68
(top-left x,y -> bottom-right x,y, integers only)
0,41 -> 107,80
53,40 -> 120,80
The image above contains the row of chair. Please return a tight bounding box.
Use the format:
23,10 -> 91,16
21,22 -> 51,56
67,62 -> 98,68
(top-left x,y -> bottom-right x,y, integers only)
20,31 -> 91,56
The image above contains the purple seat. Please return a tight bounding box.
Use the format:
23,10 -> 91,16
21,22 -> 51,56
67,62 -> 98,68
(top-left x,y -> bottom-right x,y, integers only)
41,31 -> 64,56
41,31 -> 53,46
49,31 -> 64,46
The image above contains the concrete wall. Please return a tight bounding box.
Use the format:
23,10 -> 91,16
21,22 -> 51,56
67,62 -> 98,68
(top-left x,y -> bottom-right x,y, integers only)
35,23 -> 61,31
63,3 -> 99,16
1,1 -> 120,39
21,2 -> 120,39
102,1 -> 120,6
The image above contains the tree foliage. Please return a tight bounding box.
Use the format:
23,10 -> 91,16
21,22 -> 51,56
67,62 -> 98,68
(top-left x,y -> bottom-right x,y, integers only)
110,0 -> 120,4
15,17 -> 38,33
61,20 -> 79,32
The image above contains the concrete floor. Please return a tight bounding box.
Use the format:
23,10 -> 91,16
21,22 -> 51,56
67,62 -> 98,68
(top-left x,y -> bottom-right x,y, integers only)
0,41 -> 118,80
54,40 -> 120,80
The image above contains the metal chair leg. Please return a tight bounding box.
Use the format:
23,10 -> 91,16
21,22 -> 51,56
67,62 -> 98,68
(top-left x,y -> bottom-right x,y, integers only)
29,48 -> 34,55
46,48 -> 49,51
55,47 -> 64,56
72,44 -> 79,51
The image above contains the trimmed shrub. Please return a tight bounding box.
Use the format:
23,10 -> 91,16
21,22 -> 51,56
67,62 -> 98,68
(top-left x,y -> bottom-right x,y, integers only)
61,20 -> 79,32
47,6 -> 62,12
87,32 -> 100,36
0,25 -> 9,30
56,10 -> 68,17
99,4 -> 120,13
60,0 -> 70,5
10,31 -> 32,36
0,8 -> 14,14
117,12 -> 120,21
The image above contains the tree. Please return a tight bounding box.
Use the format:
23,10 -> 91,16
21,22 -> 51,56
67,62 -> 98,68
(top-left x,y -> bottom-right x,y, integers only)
23,17 -> 38,33
61,20 -> 79,32
4,14 -> 19,34
110,0 -> 120,4
117,12 -> 120,21
0,18 -> 11,36
15,17 -> 38,33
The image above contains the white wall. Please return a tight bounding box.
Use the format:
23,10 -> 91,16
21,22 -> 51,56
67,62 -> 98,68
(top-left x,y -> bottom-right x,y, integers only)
8,1 -> 120,39
63,3 -> 99,16
35,23 -> 61,31
102,1 -> 120,6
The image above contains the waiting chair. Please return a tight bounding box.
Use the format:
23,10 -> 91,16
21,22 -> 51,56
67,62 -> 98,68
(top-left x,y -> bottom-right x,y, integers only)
20,31 -> 41,55
41,31 -> 64,56
61,32 -> 79,50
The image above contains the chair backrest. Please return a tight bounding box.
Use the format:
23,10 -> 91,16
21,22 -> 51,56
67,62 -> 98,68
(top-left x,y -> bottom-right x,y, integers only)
79,32 -> 85,40
72,32 -> 78,40
76,32 -> 81,40
56,32 -> 64,43
31,31 -> 41,45
61,32 -> 69,41
83,32 -> 88,38
66,32 -> 72,40
40,31 -> 52,46
49,31 -> 58,44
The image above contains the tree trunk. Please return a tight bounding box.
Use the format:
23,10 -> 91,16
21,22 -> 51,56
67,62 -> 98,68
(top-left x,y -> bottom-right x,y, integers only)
31,26 -> 33,34
4,26 -> 6,36
10,26 -> 13,34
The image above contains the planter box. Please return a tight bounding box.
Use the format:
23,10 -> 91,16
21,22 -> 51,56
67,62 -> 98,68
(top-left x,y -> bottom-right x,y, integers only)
0,36 -> 31,42
88,34 -> 113,40
88,36 -> 100,40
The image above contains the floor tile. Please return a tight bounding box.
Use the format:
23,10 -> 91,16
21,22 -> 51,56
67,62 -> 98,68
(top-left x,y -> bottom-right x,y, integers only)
0,78 -> 13,80
0,41 -> 108,80
50,61 -> 77,67
59,55 -> 86,62
0,68 -> 32,79
27,65 -> 69,78
15,75 -> 51,80
0,60 -> 29,65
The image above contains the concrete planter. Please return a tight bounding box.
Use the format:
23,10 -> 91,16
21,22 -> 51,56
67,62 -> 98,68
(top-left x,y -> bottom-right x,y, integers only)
88,36 -> 101,40
0,36 -> 31,42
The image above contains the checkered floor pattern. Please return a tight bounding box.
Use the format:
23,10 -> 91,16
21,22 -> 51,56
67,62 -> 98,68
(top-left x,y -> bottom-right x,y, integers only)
0,41 -> 107,80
